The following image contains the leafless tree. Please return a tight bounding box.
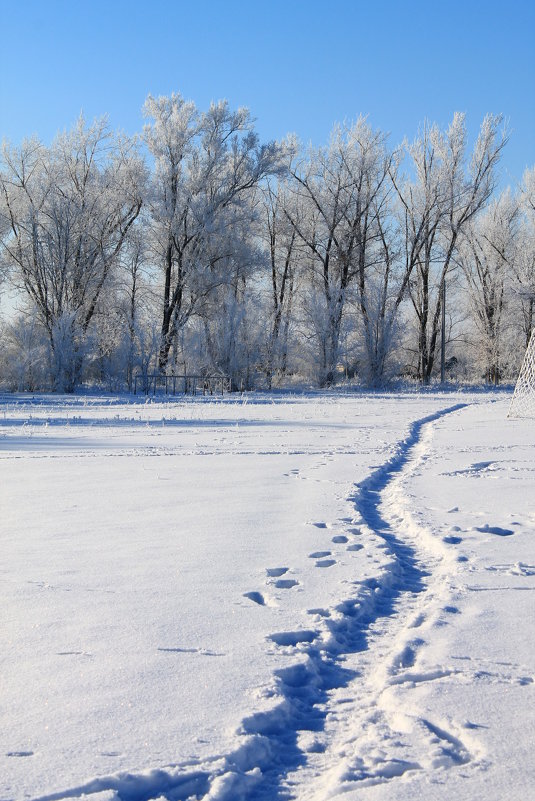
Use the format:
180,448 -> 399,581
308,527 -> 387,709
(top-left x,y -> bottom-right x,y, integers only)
393,113 -> 508,382
286,118 -> 393,385
458,189 -> 519,383
513,167 -> 535,347
261,179 -> 301,387
143,93 -> 289,373
0,117 -> 143,389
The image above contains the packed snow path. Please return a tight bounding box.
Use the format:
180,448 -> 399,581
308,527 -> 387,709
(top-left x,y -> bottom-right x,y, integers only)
1,393 -> 534,801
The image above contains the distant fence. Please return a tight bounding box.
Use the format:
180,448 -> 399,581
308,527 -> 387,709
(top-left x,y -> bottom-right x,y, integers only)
133,373 -> 231,396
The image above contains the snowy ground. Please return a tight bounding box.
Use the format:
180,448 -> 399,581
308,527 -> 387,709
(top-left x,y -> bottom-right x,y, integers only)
1,390 -> 533,801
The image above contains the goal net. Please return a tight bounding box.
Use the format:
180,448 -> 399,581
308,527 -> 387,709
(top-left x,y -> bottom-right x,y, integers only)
508,330 -> 535,418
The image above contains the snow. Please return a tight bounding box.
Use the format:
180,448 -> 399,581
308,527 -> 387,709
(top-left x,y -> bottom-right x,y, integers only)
1,390 -> 533,801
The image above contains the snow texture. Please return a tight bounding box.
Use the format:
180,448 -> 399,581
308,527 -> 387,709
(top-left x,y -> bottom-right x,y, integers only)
1,390 -> 534,801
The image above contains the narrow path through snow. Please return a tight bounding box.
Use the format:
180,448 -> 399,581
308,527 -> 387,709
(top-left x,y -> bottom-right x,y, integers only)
290,404 -> 476,798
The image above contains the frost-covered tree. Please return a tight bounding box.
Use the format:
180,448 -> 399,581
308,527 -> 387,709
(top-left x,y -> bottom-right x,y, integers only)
0,190 -> 10,298
143,93 -> 288,373
195,205 -> 266,388
0,312 -> 48,391
513,167 -> 535,347
355,183 -> 404,385
393,114 -> 507,382
0,117 -> 143,390
287,118 -> 393,386
107,226 -> 159,390
261,179 -> 301,387
390,122 -> 444,381
459,189 -> 519,383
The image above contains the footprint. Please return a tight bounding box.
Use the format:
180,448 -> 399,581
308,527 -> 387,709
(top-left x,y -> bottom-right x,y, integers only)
475,524 -> 514,537
309,550 -> 331,558
266,567 -> 288,577
443,536 -> 463,545
444,606 -> 460,614
332,535 -> 348,544
7,751 -> 34,758
347,543 -> 364,552
269,630 -> 318,646
348,528 -> 361,535
308,607 -> 330,617
395,641 -> 424,670
512,563 -> 535,576
275,578 -> 299,589
316,559 -> 336,568
312,522 -> 328,529
421,719 -> 470,767
243,591 -> 265,606
409,613 -> 426,629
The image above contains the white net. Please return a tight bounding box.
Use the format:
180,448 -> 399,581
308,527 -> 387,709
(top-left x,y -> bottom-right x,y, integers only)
508,330 -> 535,418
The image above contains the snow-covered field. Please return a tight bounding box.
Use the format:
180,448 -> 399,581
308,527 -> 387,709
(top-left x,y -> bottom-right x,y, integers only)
1,390 -> 534,801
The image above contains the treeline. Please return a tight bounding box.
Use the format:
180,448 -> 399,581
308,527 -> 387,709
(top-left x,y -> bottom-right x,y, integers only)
0,93 -> 533,392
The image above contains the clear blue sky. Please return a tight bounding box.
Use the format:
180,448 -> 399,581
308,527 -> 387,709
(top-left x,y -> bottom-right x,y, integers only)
1,0 -> 533,185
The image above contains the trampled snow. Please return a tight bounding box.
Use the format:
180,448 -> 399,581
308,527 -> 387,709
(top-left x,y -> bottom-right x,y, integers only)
1,391 -> 533,800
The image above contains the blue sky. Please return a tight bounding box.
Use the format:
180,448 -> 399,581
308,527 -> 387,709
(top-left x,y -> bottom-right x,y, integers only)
1,0 -> 533,185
